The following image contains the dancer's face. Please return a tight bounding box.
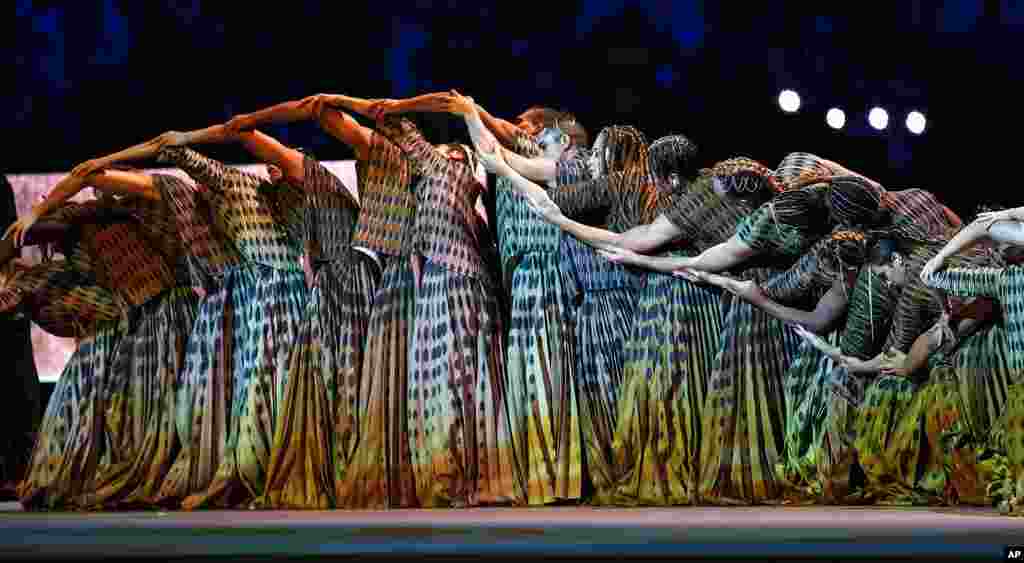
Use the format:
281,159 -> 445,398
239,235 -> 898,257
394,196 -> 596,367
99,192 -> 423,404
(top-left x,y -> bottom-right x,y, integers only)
873,255 -> 908,288
711,176 -> 727,197
536,127 -> 569,160
438,144 -> 467,162
267,164 -> 284,183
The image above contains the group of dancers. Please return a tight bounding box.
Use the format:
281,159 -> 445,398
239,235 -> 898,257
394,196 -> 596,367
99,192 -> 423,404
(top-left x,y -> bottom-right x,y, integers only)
1,89 -> 1022,514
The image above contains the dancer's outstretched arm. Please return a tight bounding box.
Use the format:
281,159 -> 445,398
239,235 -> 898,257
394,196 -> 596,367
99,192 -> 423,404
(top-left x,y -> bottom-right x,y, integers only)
477,143 -> 681,253
920,217 -> 1024,281
693,270 -> 849,335
224,95 -> 374,161
594,236 -> 757,274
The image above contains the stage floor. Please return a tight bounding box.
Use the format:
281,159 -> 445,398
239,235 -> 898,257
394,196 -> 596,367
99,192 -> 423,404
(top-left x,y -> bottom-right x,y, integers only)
2,502 -> 1021,561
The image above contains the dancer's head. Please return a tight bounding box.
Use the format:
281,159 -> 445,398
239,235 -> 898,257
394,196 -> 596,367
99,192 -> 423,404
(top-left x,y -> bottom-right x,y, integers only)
648,135 -> 698,192
825,175 -> 889,229
705,157 -> 781,204
554,112 -> 589,152
867,238 -> 908,288
588,125 -> 649,179
265,147 -> 315,184
515,106 -> 562,138
535,125 -> 571,161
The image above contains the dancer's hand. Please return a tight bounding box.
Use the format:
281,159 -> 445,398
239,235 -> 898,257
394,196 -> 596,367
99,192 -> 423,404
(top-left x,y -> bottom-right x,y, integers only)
3,207 -> 43,248
919,254 -> 946,284
597,246 -> 643,266
475,143 -> 507,173
445,90 -> 476,116
523,193 -> 561,222
793,324 -> 842,360
722,277 -> 763,302
0,260 -> 25,290
368,99 -> 400,120
975,209 -> 1015,225
225,114 -> 256,134
672,268 -> 703,283
70,158 -> 108,179
156,130 -> 189,147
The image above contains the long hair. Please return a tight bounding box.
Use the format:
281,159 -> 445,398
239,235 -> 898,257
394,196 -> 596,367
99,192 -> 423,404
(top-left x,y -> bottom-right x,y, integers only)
594,125 -> 650,177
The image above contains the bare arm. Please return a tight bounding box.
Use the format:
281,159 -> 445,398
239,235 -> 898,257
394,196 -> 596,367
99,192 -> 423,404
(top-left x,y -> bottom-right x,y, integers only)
503,151 -> 559,183
85,169 -> 159,201
748,277 -> 849,334
599,236 -> 758,275
475,103 -> 523,150
316,107 -> 374,161
234,131 -> 305,183
553,214 -> 682,253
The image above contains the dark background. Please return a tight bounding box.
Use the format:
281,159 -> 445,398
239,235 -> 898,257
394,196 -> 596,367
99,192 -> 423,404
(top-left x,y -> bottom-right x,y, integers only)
10,1 -> 1023,217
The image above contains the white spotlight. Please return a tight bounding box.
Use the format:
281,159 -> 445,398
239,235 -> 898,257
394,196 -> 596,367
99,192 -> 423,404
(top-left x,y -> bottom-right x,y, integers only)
906,111 -> 926,135
778,90 -> 801,113
826,108 -> 846,130
868,107 -> 889,130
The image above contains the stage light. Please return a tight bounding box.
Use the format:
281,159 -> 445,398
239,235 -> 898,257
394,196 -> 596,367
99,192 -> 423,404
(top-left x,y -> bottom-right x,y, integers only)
778,90 -> 800,113
906,111 -> 926,134
868,107 -> 889,130
826,108 -> 846,129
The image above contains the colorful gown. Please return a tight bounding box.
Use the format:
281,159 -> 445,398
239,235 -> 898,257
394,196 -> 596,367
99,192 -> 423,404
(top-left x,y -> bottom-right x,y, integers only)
77,181 -> 201,509
8,244 -> 126,510
925,264 -> 1024,515
698,188 -> 834,504
496,131 -> 586,505
12,193 -> 194,509
549,165 -> 660,502
259,155 -> 376,509
608,175 -> 751,506
324,129 -> 419,509
154,147 -> 309,509
377,117 -> 515,507
781,266 -> 897,503
849,189 -> 976,504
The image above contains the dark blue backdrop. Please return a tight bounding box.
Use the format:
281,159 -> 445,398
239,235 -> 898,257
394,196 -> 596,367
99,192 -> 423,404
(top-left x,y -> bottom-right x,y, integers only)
10,1 -> 1024,216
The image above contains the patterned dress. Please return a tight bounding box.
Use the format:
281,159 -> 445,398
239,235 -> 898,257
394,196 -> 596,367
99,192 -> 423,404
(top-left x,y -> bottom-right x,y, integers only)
7,247 -> 126,510
850,189 -> 977,504
925,264 -> 1024,515
154,147 -> 309,509
258,155 -> 375,509
333,129 -> 419,509
12,191 -> 196,510
698,188 -> 834,504
781,266 -> 897,503
75,183 -> 201,509
608,175 -> 751,506
549,167 -> 660,502
377,117 -> 515,507
494,131 -> 586,505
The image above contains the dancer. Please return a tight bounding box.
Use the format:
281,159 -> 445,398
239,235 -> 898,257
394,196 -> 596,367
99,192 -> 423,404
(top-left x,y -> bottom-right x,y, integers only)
65,125 -> 310,508
223,92 -> 421,508
921,211 -> 1024,515
372,96 -> 515,508
483,123 -> 665,502
408,91 -> 591,505
4,172 -> 198,509
172,95 -> 382,509
486,149 -> 781,504
693,233 -> 900,503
